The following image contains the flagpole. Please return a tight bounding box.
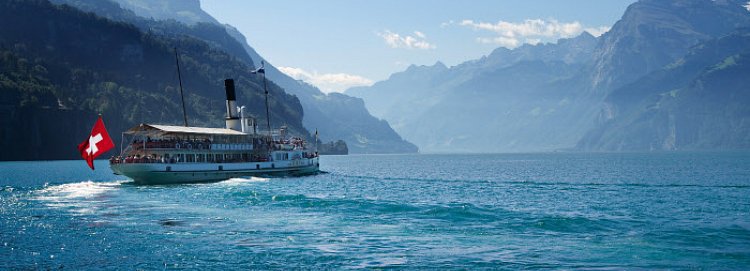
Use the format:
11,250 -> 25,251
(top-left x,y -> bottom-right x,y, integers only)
120,132 -> 124,156
261,61 -> 272,139
175,47 -> 189,127
252,61 -> 272,139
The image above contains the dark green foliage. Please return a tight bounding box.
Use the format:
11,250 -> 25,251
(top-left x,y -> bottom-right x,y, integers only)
0,0 -> 307,160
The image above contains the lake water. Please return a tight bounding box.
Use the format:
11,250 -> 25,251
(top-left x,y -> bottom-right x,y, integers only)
1,153 -> 749,269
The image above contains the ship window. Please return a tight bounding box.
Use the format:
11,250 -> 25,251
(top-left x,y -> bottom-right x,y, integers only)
186,154 -> 195,163
196,154 -> 204,163
206,154 -> 214,162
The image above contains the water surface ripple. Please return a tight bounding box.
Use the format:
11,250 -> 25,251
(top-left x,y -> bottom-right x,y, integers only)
1,152 -> 749,269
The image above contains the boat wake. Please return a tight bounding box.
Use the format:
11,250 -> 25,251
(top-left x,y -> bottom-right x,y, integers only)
219,177 -> 269,185
32,180 -> 128,215
35,180 -> 126,200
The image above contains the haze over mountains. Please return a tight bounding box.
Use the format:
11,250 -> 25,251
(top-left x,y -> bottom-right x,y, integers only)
348,0 -> 750,152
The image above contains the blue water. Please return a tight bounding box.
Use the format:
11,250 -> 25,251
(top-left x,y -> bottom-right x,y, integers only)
1,152 -> 750,269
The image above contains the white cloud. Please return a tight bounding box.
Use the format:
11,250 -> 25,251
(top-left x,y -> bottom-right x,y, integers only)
585,26 -> 611,37
456,18 -> 609,48
377,30 -> 436,50
278,67 -> 373,94
440,20 -> 455,28
745,1 -> 750,11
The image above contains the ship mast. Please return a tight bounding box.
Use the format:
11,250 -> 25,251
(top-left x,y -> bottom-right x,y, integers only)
253,61 -> 272,139
174,47 -> 188,127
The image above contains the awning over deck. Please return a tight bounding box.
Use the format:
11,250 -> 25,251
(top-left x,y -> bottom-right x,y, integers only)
124,123 -> 247,136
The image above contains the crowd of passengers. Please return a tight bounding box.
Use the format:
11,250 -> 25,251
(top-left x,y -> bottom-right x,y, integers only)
129,137 -> 309,151
130,138 -> 212,150
110,151 -> 318,164
273,137 -> 307,150
111,153 -> 269,164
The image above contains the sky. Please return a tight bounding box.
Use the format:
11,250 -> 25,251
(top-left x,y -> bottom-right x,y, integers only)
200,0 -> 636,93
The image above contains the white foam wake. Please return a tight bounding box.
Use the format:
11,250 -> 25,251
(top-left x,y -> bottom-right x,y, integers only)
219,177 -> 269,185
35,180 -> 125,201
33,180 -> 128,215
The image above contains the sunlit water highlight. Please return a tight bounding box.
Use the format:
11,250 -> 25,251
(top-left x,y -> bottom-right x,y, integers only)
1,152 -> 750,269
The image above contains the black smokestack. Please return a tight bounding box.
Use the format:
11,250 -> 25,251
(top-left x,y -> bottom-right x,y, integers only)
224,79 -> 236,101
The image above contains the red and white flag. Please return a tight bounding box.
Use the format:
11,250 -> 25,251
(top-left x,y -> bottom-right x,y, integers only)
77,116 -> 115,170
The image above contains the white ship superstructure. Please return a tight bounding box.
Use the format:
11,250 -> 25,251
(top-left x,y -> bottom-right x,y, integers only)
109,78 -> 319,184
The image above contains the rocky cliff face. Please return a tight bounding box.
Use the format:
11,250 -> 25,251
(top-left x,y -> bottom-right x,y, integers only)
576,0 -> 750,151
577,29 -> 750,151
589,0 -> 750,91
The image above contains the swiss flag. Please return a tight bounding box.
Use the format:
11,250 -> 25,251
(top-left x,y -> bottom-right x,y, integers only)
77,116 -> 115,170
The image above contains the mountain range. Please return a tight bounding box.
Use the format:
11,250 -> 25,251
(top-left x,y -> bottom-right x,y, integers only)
3,0 -> 748,160
348,0 -> 750,152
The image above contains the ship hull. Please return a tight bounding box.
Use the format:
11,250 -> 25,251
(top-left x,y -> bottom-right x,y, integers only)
110,157 -> 319,185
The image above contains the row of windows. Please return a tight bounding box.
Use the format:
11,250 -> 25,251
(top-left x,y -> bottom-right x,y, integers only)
166,153 -> 249,163
275,152 -> 289,161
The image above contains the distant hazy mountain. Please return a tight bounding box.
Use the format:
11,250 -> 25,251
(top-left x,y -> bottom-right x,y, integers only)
349,0 -> 750,153
0,0 -> 307,160
348,33 -> 599,152
239,52 -> 417,154
578,29 -> 750,150
76,0 -> 417,154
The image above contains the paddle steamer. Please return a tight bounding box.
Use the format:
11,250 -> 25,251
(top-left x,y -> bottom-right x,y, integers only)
109,78 -> 319,184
